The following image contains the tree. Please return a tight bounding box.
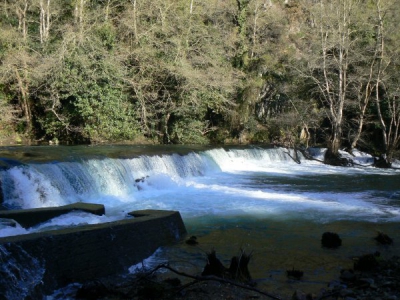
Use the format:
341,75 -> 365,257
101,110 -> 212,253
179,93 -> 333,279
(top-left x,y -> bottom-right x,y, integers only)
297,0 -> 363,164
117,0 -> 241,144
371,0 -> 400,166
0,0 -> 36,134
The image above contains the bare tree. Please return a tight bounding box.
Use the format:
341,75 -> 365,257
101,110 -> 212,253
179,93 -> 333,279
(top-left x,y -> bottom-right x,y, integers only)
39,0 -> 51,44
372,0 -> 400,166
15,0 -> 28,41
299,0 -> 361,164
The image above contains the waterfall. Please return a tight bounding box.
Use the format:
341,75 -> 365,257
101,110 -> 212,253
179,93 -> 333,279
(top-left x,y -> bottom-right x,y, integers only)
0,147 -> 295,209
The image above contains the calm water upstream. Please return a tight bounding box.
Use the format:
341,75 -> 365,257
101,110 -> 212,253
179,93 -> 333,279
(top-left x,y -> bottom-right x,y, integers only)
1,145 -> 399,299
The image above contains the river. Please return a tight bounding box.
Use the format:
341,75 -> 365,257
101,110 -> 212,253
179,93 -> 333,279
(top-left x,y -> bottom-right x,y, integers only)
1,145 -> 399,299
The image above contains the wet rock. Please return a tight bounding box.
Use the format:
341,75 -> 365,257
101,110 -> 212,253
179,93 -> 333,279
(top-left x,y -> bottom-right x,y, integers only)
134,176 -> 149,183
291,289 -> 307,300
287,268 -> 304,280
324,150 -> 352,166
76,281 -> 111,300
163,277 -> 181,287
354,253 -> 379,272
134,176 -> 149,190
0,218 -> 18,228
185,235 -> 198,245
375,232 -> 393,245
339,288 -> 355,297
137,281 -> 168,299
374,156 -> 392,168
321,232 -> 342,248
340,269 -> 355,282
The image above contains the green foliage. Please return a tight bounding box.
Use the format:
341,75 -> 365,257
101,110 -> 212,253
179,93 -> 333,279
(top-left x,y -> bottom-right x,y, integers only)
251,129 -> 270,144
0,0 -> 398,156
96,23 -> 116,50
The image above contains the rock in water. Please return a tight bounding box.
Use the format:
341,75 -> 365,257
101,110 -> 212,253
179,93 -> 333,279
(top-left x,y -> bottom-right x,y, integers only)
321,232 -> 342,248
185,235 -> 198,245
354,253 -> 379,271
286,268 -> 304,280
374,232 -> 393,245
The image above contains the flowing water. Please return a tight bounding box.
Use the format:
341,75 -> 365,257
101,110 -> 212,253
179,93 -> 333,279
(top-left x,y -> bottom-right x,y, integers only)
0,145 -> 399,299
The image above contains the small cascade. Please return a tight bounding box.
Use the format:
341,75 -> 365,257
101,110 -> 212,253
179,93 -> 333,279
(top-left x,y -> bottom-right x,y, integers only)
0,147 -> 294,210
204,147 -> 301,172
0,244 -> 45,300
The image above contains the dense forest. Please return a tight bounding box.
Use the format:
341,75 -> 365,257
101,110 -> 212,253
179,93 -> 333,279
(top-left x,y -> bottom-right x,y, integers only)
0,0 -> 399,165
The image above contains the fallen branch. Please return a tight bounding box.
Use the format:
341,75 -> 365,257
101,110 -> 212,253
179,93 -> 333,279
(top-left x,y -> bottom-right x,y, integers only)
144,263 -> 283,300
284,149 -> 301,164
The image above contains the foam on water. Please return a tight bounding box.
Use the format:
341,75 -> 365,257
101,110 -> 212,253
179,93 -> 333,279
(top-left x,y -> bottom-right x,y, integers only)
1,147 -> 400,238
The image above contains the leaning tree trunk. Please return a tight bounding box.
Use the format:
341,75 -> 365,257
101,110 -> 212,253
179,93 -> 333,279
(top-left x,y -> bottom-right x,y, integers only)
324,122 -> 349,166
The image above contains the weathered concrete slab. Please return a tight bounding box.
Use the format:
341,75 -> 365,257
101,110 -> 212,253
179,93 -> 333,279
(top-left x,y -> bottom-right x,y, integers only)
0,202 -> 105,228
0,209 -> 187,296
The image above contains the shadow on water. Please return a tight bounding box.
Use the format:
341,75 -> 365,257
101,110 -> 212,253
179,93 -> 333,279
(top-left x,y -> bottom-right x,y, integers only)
161,216 -> 400,299
0,145 -> 399,298
0,144 -> 263,163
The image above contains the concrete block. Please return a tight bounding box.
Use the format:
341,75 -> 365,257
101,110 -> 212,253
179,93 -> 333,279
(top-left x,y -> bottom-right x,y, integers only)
0,202 -> 105,228
0,209 -> 187,296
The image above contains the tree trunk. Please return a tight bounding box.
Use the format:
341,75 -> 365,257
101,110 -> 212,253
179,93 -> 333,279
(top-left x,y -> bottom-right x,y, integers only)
75,0 -> 85,42
39,0 -> 51,44
14,67 -> 32,133
16,0 -> 28,41
131,0 -> 138,42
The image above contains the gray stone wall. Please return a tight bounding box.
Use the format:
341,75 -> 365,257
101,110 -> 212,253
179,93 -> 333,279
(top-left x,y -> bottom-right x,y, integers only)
0,209 -> 187,296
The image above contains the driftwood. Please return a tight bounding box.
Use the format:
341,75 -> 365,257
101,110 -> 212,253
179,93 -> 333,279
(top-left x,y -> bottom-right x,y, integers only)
145,263 -> 282,300
202,249 -> 253,283
284,147 -> 301,164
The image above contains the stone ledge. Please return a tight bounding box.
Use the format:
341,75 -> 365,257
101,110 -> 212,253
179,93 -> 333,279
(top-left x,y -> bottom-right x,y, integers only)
0,202 -> 105,228
0,209 -> 187,297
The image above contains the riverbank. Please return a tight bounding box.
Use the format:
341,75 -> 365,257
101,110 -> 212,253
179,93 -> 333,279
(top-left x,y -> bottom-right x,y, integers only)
59,253 -> 400,300
48,224 -> 400,300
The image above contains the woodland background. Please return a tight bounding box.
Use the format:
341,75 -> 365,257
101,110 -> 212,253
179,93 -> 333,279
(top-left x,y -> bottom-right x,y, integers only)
0,0 -> 399,162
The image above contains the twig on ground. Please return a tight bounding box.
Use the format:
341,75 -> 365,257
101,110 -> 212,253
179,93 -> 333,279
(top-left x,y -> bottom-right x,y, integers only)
142,263 -> 283,300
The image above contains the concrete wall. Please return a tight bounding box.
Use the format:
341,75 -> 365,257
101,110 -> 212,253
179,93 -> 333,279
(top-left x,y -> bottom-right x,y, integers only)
0,209 -> 187,296
0,202 -> 106,228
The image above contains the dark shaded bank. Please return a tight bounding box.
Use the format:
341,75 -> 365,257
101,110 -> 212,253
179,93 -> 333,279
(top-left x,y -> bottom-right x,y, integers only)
62,234 -> 400,300
55,252 -> 400,300
0,209 -> 186,299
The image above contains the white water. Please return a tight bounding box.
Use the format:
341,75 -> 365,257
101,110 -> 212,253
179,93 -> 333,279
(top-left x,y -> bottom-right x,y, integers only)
1,146 -> 400,299
1,147 -> 399,238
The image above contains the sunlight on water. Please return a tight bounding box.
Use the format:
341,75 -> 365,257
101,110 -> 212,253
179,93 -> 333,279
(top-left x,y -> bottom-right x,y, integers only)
1,145 -> 400,298
1,146 -> 400,234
